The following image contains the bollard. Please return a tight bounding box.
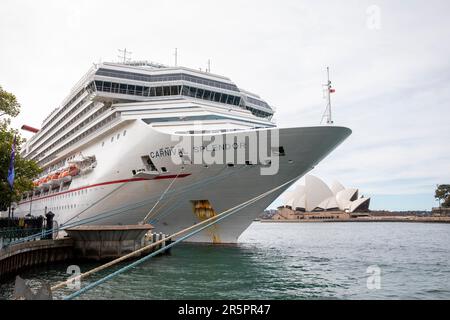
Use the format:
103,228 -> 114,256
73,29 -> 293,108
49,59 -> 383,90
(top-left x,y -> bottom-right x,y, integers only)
45,211 -> 55,240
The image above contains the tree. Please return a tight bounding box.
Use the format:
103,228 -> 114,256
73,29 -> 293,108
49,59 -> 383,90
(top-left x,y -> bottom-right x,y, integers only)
0,85 -> 20,118
0,86 -> 41,212
435,184 -> 450,208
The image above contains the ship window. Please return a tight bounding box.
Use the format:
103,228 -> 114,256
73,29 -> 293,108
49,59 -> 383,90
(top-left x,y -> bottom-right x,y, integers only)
220,93 -> 227,103
95,80 -> 103,91
163,86 -> 171,96
123,130 -> 127,136
103,82 -> 111,92
111,82 -> 119,93
170,85 -> 180,95
213,92 -> 221,102
143,86 -> 150,96
136,85 -> 143,96
111,136 -> 114,142
150,87 -> 156,96
227,95 -> 235,105
203,90 -> 212,100
188,86 -> 197,97
155,87 -> 163,96
161,167 -> 168,173
196,88 -> 204,99
127,84 -> 136,95
120,84 -> 127,94
117,133 -> 120,140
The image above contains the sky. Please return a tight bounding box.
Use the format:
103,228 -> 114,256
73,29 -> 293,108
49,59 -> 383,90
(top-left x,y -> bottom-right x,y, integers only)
1,0 -> 449,211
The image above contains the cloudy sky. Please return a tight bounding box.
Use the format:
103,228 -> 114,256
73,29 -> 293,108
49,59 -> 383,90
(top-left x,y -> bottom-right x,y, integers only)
1,0 -> 449,210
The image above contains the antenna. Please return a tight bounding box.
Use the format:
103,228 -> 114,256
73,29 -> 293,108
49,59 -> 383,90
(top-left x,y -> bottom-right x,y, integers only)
118,48 -> 132,64
321,66 -> 335,124
207,59 -> 211,73
174,48 -> 178,66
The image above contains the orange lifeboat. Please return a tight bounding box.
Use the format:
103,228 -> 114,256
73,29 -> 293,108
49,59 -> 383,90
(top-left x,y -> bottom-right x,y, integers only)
33,180 -> 40,189
60,165 -> 79,182
68,165 -> 80,176
50,172 -> 61,186
60,169 -> 70,181
41,176 -> 51,189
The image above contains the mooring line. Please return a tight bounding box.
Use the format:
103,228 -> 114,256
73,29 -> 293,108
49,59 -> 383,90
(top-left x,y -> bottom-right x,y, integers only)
53,174 -> 300,299
6,165 -> 245,247
140,167 -> 184,224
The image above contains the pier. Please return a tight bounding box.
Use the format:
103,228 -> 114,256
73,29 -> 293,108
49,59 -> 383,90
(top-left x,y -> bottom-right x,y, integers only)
66,224 -> 160,260
0,238 -> 73,282
0,223 -> 171,284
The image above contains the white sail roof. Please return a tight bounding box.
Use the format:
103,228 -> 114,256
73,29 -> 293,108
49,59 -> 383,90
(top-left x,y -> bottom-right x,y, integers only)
336,188 -> 358,210
305,175 -> 334,211
350,198 -> 371,212
316,197 -> 339,211
279,175 -> 370,213
281,191 -> 294,203
293,195 -> 306,210
285,197 -> 295,208
330,181 -> 345,195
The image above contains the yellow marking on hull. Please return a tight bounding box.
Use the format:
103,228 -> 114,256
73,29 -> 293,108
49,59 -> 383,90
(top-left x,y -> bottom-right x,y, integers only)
191,200 -> 221,243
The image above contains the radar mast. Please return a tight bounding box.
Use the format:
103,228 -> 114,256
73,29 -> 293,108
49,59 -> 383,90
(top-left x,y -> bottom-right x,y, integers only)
321,67 -> 335,124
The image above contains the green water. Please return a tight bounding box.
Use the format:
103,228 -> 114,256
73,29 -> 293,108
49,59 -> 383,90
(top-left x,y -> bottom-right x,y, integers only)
1,222 -> 450,300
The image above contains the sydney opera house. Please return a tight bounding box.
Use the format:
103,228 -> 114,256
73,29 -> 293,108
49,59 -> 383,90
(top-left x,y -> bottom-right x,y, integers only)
280,175 -> 370,213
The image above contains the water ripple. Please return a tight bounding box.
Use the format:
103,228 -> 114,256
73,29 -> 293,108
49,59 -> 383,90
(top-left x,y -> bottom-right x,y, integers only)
1,222 -> 449,300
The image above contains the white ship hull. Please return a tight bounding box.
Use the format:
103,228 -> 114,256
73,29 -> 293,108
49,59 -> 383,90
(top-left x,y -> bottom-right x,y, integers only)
12,120 -> 350,243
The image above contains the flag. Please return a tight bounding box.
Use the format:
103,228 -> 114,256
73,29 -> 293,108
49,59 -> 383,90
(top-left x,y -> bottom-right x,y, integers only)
7,136 -> 16,190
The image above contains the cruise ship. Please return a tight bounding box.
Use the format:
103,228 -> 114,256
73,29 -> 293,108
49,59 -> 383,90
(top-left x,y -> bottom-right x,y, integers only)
9,60 -> 351,243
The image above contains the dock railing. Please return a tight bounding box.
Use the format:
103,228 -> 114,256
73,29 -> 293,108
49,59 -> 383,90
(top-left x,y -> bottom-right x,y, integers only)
0,216 -> 45,247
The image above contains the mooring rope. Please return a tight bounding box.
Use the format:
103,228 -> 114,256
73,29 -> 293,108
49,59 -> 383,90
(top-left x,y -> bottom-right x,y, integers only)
143,165 -> 231,224
63,181 -> 129,226
54,174 -> 300,300
140,167 -> 184,224
5,165 -> 246,247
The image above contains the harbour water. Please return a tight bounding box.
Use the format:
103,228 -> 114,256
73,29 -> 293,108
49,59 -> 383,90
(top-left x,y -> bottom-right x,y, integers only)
1,222 -> 449,300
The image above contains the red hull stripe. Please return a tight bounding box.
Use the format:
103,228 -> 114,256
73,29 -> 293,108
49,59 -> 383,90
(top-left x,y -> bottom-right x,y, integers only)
18,174 -> 191,205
